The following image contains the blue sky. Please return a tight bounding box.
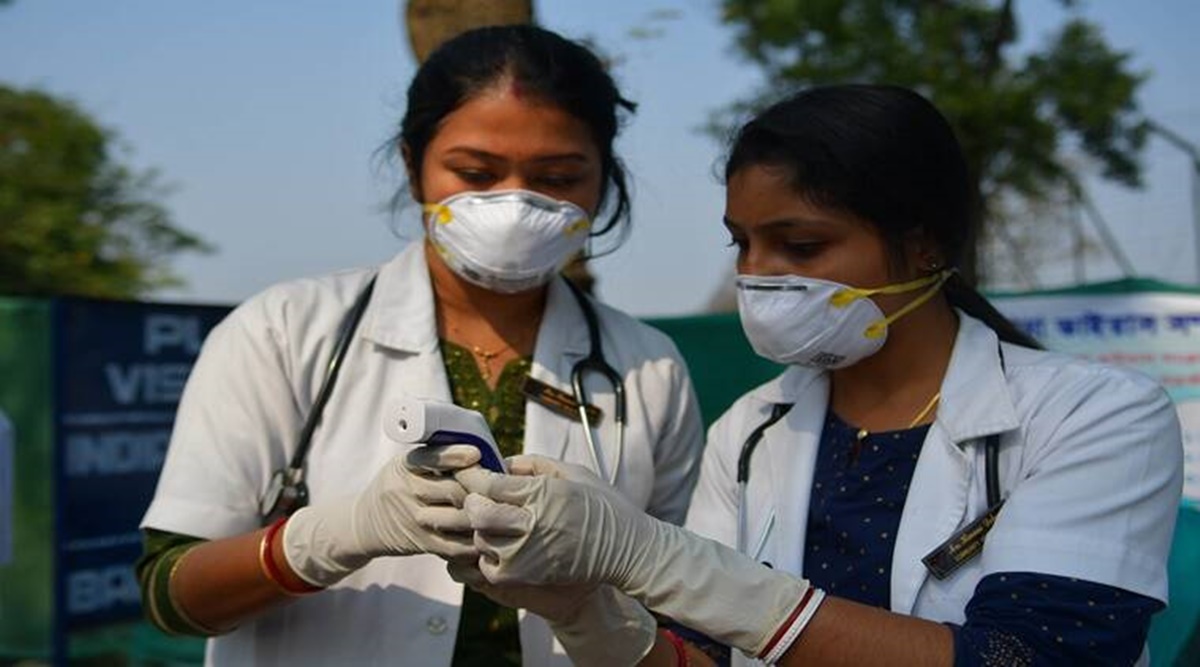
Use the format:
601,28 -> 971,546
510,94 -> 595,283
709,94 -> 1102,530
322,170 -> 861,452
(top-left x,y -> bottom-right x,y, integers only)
2,1 -> 1198,315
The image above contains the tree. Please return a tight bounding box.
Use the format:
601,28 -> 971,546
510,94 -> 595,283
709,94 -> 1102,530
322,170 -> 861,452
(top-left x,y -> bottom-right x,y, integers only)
717,0 -> 1146,284
0,85 -> 211,298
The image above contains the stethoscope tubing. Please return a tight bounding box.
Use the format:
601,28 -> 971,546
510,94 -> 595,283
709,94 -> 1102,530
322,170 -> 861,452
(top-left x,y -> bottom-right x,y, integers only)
573,360 -> 626,486
734,404 -> 1002,554
564,277 -> 627,486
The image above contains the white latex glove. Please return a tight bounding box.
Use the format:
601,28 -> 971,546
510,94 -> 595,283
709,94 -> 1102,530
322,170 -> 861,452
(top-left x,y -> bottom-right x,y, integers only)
448,561 -> 656,667
457,455 -> 815,660
282,444 -> 480,587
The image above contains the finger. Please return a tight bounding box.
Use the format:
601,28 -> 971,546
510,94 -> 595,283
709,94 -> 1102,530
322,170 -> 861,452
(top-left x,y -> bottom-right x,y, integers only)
406,444 -> 481,474
410,474 -> 468,506
456,467 -> 541,505
454,466 -> 498,495
505,454 -> 562,477
476,550 -> 511,585
415,506 -> 474,534
427,534 -> 479,561
446,560 -> 488,587
463,493 -> 531,536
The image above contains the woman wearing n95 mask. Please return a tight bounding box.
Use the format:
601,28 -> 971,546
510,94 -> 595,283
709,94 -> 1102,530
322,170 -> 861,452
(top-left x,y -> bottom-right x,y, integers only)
452,85 -> 1182,667
135,25 -> 704,667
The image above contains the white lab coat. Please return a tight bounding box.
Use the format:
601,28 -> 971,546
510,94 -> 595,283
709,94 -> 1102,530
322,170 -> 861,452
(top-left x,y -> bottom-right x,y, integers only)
142,242 -> 704,666
686,313 -> 1182,665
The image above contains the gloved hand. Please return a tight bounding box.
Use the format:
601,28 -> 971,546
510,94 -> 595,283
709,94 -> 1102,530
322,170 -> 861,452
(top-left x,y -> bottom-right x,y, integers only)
282,444 -> 481,587
448,561 -> 656,666
457,455 -> 817,660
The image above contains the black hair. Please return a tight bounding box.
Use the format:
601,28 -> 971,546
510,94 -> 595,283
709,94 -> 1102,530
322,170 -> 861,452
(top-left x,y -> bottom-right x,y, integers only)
393,24 -> 636,249
725,84 -> 1039,348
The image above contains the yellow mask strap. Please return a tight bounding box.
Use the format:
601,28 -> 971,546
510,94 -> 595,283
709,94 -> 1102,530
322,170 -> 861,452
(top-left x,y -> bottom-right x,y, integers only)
423,203 -> 453,225
565,217 -> 591,235
858,270 -> 953,339
829,270 -> 946,307
868,268 -> 950,335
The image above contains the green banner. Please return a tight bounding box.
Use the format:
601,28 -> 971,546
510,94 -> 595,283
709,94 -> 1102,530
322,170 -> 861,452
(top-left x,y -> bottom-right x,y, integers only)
647,313 -> 783,427
0,298 -> 54,659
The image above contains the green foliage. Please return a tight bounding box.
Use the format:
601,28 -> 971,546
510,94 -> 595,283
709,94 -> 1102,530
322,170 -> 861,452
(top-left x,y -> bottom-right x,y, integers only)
0,85 -> 212,298
716,0 -> 1146,280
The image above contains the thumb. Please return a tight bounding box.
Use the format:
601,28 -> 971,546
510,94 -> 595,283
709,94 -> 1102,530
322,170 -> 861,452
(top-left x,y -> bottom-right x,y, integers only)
507,454 -> 606,488
406,444 -> 481,474
455,466 -> 542,505
462,493 -> 531,536
505,454 -> 566,478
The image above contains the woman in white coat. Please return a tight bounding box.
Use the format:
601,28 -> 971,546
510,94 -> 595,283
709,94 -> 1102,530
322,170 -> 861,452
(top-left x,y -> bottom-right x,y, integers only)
449,85 -> 1183,666
135,25 -> 703,667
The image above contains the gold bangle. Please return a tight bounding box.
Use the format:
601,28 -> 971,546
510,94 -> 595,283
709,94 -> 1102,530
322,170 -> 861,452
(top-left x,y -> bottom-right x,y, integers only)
167,545 -> 231,636
258,517 -> 322,595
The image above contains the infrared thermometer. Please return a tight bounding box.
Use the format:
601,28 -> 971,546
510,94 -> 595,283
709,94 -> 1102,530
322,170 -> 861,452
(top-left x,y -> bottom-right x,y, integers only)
384,396 -> 507,473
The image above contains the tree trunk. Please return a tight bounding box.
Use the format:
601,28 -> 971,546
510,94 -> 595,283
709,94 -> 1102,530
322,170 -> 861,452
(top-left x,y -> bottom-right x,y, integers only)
960,154 -> 989,287
404,0 -> 534,64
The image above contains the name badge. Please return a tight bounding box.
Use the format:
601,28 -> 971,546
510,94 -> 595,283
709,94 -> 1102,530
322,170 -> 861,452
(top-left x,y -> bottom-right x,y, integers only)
921,501 -> 1004,580
521,377 -> 603,424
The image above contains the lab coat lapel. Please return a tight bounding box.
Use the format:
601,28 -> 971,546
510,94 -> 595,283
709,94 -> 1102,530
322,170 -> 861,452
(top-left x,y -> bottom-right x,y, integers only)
889,315 -> 1019,614
757,369 -> 826,574
522,278 -> 589,461
889,422 -> 971,614
359,242 -> 452,401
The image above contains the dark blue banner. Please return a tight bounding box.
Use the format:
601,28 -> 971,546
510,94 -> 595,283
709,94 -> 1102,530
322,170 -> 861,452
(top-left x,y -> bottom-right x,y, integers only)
53,298 -> 231,631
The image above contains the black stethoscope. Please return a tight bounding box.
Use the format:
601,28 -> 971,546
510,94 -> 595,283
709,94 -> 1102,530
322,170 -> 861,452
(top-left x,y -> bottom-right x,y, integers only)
734,402 -> 1003,555
259,274 -> 626,524
564,278 -> 627,486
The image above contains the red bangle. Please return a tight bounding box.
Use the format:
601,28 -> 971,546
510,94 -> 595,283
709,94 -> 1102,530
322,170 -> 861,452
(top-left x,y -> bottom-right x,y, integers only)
661,628 -> 690,667
259,517 -> 322,595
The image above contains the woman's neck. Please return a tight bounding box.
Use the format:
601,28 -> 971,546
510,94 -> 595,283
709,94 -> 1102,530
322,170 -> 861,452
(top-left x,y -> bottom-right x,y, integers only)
828,298 -> 959,432
425,241 -> 547,358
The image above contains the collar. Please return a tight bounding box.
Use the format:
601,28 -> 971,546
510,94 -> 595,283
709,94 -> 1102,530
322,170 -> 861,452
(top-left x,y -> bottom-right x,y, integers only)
361,242 -> 591,358
532,276 -> 592,362
361,242 -> 439,353
743,311 -> 1020,444
935,313 -> 1021,443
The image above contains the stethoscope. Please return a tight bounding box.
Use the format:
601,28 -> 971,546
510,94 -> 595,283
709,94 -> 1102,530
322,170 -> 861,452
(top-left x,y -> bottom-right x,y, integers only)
259,274 -> 626,523
734,403 -> 1003,555
563,278 -> 626,485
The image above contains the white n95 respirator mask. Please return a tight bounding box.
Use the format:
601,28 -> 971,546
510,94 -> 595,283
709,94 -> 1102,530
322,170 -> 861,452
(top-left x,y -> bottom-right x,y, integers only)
736,270 -> 951,369
424,189 -> 592,294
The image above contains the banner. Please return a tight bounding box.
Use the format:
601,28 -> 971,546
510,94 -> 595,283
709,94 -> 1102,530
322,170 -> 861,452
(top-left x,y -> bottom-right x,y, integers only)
0,299 -> 53,659
992,278 -> 1200,664
993,281 -> 1200,507
647,313 -> 782,427
52,299 -> 230,633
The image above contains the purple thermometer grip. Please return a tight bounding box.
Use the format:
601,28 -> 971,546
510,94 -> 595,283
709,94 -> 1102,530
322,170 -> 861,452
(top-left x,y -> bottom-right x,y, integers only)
424,431 -> 506,472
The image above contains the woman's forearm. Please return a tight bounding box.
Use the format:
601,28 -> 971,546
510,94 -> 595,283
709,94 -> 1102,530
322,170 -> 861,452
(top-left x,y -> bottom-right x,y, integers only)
169,526 -> 303,632
779,596 -> 953,667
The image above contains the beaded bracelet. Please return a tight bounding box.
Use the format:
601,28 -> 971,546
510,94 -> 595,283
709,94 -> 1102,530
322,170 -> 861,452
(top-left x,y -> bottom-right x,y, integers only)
259,516 -> 323,595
